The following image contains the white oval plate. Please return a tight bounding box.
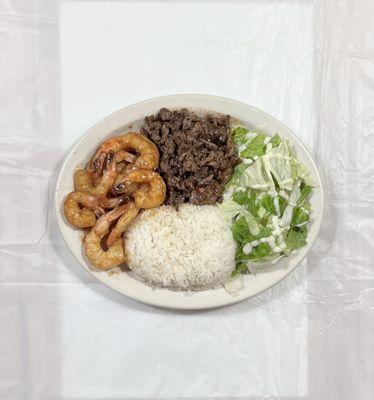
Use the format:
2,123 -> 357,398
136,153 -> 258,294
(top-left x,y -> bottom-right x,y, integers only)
55,94 -> 323,310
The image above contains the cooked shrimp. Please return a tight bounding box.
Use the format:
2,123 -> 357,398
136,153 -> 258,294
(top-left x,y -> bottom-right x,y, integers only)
111,164 -> 139,196
84,205 -> 130,270
113,170 -> 127,187
89,133 -> 159,174
123,163 -> 140,175
75,168 -> 126,208
75,152 -> 116,199
89,151 -> 107,185
106,202 -> 139,247
90,149 -> 132,184
115,150 -> 136,164
100,195 -> 131,209
116,161 -> 127,173
124,169 -> 166,209
91,151 -> 117,197
93,205 -> 130,236
74,169 -> 94,192
112,181 -> 139,196
84,232 -> 124,270
63,191 -> 104,228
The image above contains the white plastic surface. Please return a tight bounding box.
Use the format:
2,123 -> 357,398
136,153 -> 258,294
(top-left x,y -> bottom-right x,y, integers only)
0,0 -> 373,399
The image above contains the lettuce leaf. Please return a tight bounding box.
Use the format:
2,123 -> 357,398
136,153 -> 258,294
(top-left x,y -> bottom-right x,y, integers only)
233,190 -> 249,205
219,199 -> 242,220
231,216 -> 253,244
285,226 -> 307,250
291,206 -> 310,227
226,163 -> 248,188
281,181 -> 301,228
297,184 -> 312,205
231,262 -> 248,277
262,140 -> 294,190
246,189 -> 260,217
235,246 -> 251,263
232,127 -> 249,146
270,133 -> 281,148
240,210 -> 260,236
257,226 -> 273,239
241,159 -> 274,190
248,243 -> 272,259
261,194 -> 277,215
278,195 -> 287,216
240,134 -> 267,159
290,158 -> 316,186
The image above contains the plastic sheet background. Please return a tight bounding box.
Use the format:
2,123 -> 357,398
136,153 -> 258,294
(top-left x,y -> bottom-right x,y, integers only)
0,0 -> 373,399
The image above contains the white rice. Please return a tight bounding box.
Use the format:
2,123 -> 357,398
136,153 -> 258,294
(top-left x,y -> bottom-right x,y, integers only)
124,204 -> 236,290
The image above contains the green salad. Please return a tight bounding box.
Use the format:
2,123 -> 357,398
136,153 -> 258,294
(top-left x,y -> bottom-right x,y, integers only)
220,127 -> 315,276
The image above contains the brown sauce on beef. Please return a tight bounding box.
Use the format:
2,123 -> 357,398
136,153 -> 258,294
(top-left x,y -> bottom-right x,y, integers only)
140,108 -> 239,206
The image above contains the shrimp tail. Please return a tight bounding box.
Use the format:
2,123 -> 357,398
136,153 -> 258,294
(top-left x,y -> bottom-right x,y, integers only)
88,150 -> 106,185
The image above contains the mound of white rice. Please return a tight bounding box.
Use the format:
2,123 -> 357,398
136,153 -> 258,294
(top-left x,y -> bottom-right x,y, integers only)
124,204 -> 236,290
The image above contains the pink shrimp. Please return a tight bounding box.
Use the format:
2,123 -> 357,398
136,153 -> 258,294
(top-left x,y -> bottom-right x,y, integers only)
89,133 -> 159,178
106,202 -> 139,247
84,205 -> 130,270
123,169 -> 166,209
63,191 -> 104,228
74,152 -> 117,203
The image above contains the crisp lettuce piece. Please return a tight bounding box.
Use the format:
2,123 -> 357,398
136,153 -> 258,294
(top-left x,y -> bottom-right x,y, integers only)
226,163 -> 248,188
270,133 -> 281,148
280,181 -> 301,228
262,141 -> 294,190
246,189 -> 259,217
249,243 -> 272,259
285,226 -> 307,250
233,189 -> 261,217
241,159 -> 274,190
235,226 -> 273,264
257,226 -> 273,239
290,158 -> 316,186
240,133 -> 267,159
235,246 -> 251,263
231,216 -> 253,243
297,184 -> 312,205
232,127 -> 249,146
257,206 -> 266,218
247,254 -> 285,272
219,199 -> 242,220
232,216 -> 272,260
231,262 -> 248,277
261,194 -> 277,215
291,206 -> 310,227
240,210 -> 260,236
278,195 -> 287,216
233,190 -> 249,205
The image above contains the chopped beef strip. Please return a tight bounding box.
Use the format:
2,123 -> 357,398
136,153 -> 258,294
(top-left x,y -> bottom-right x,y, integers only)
140,108 -> 239,206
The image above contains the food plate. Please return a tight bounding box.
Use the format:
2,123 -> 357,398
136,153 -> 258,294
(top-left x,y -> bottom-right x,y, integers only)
55,94 -> 323,310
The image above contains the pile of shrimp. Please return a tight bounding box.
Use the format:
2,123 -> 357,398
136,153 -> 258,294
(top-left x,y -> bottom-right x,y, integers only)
63,132 -> 166,271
